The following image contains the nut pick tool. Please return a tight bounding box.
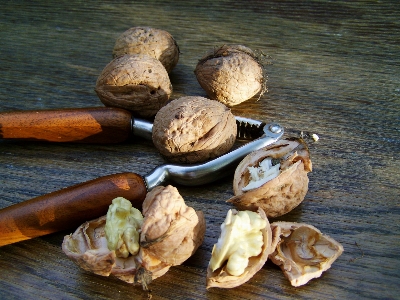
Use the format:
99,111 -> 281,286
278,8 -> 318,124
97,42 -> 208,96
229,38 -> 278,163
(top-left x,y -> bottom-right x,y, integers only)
0,107 -> 284,247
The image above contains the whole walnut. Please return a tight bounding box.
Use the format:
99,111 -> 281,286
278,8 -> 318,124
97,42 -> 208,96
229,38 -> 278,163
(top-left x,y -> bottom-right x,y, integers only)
227,138 -> 312,218
152,96 -> 237,164
113,27 -> 179,73
95,54 -> 172,118
194,45 -> 265,107
269,222 -> 344,287
62,185 -> 205,289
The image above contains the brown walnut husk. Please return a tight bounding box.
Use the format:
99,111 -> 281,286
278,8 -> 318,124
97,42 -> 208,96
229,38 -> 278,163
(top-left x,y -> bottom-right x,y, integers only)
194,44 -> 265,107
62,185 -> 205,288
228,138 -> 312,218
269,222 -> 344,287
152,96 -> 237,164
113,27 -> 179,73
95,54 -> 172,118
206,208 -> 276,289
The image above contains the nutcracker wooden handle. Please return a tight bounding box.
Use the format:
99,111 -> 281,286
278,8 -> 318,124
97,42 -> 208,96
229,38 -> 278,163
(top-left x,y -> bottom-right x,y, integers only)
0,107 -> 133,143
0,172 -> 147,247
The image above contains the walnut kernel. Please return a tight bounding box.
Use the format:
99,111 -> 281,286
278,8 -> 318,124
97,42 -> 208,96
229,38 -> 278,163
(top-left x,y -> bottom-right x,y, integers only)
206,208 -> 275,289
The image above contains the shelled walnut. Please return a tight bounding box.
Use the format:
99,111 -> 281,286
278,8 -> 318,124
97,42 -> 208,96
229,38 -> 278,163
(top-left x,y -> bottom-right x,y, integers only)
152,96 -> 237,163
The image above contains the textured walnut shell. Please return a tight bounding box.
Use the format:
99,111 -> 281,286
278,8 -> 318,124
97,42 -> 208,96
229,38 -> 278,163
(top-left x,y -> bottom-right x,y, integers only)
194,45 -> 264,106
62,185 -> 205,285
152,96 -> 237,163
112,27 -> 179,73
228,138 -> 312,218
140,185 -> 206,266
95,54 -> 172,118
269,222 -> 344,287
206,208 -> 275,289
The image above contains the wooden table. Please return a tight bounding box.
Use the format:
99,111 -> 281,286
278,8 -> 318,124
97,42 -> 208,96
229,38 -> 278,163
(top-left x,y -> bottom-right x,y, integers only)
0,1 -> 399,299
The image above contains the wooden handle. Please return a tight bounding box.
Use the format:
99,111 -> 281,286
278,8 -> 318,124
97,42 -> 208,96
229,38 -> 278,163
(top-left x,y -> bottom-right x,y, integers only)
0,172 -> 147,247
0,107 -> 132,143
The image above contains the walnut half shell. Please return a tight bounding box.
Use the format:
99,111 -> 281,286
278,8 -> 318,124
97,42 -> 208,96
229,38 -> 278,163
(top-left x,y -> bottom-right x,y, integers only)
269,222 -> 344,287
62,185 -> 205,287
228,138 -> 312,218
206,208 -> 276,289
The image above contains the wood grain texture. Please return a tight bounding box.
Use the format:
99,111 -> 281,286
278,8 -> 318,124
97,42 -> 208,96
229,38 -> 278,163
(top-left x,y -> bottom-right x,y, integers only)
0,107 -> 132,143
0,172 -> 147,246
0,0 -> 399,299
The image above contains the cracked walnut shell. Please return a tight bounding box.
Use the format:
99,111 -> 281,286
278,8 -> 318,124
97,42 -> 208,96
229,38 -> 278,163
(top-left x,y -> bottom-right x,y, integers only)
152,96 -> 237,163
95,54 -> 172,118
62,185 -> 205,287
194,44 -> 265,106
113,27 -> 179,73
228,138 -> 312,218
269,222 -> 344,287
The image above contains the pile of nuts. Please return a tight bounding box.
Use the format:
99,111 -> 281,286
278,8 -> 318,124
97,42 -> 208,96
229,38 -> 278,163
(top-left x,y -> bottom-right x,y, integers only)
62,26 -> 343,292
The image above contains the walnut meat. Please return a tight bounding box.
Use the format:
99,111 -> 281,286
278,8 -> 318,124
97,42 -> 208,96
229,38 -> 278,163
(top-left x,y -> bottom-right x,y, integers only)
112,27 -> 179,73
206,208 -> 275,289
62,186 -> 205,289
227,138 -> 312,218
152,96 -> 237,163
95,54 -> 172,118
194,45 -> 265,106
269,222 -> 344,287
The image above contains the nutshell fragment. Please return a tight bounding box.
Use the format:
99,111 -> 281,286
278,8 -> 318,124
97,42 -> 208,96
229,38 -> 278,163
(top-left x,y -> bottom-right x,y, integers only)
269,222 -> 344,287
228,138 -> 312,218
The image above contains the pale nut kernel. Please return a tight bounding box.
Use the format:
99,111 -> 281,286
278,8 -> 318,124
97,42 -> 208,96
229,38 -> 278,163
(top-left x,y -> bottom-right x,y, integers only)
113,27 -> 179,73
95,54 -> 172,118
194,44 -> 265,107
206,208 -> 276,289
269,221 -> 344,287
62,186 -> 205,289
104,197 -> 143,258
227,138 -> 312,218
152,96 -> 237,164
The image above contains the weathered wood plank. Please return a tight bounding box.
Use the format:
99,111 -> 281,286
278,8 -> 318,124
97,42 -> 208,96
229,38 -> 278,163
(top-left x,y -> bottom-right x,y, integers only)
0,0 -> 399,299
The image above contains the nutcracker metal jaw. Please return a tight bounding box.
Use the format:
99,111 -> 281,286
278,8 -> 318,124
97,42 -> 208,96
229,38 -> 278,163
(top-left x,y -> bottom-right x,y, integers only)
144,118 -> 284,190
